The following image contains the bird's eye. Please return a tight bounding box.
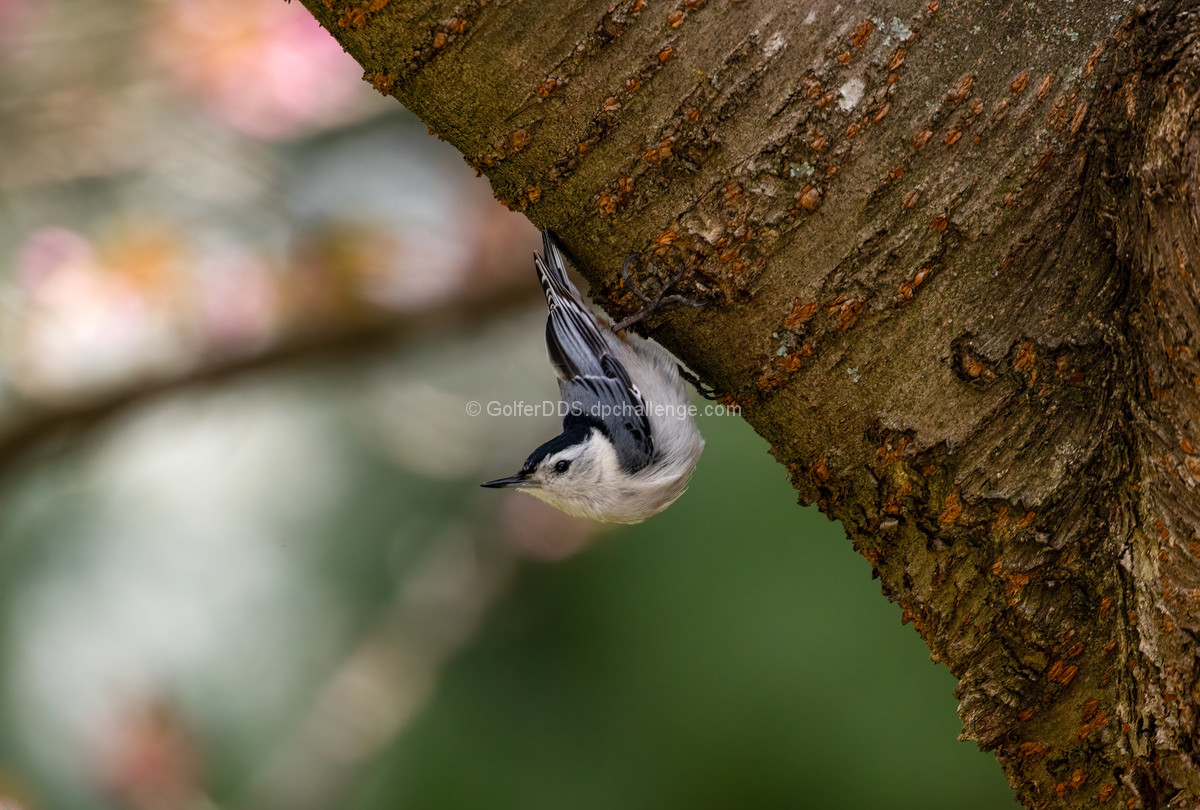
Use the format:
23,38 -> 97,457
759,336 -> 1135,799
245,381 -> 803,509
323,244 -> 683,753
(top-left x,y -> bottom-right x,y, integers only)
554,459 -> 571,474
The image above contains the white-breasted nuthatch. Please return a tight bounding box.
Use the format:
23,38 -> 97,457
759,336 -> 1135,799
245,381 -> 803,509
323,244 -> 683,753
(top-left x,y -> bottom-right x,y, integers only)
482,230 -> 705,523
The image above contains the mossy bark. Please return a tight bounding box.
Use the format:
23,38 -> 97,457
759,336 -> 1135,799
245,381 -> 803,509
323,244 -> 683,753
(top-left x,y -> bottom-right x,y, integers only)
298,0 -> 1200,806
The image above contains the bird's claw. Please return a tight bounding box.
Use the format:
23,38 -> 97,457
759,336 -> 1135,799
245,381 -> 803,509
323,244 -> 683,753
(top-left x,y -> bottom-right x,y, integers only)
620,254 -> 650,303
613,255 -> 703,333
677,365 -> 720,400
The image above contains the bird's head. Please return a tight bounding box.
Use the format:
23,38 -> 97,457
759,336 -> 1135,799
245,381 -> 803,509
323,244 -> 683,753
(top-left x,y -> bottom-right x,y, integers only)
482,423 -> 635,522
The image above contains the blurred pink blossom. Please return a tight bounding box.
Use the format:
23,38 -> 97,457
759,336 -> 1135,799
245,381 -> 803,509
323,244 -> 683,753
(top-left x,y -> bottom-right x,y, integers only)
0,0 -> 35,60
6,227 -> 190,401
97,698 -> 205,810
194,249 -> 280,353
148,0 -> 374,140
16,226 -> 95,294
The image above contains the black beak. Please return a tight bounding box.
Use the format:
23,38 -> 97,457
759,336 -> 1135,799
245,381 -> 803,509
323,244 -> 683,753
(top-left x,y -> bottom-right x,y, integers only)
481,473 -> 530,489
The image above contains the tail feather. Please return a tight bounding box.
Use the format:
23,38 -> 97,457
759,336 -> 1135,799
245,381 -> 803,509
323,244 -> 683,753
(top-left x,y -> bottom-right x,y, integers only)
534,230 -> 584,309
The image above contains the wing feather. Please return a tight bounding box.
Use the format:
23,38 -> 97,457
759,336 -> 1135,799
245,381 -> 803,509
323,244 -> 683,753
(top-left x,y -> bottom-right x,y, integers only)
535,231 -> 654,471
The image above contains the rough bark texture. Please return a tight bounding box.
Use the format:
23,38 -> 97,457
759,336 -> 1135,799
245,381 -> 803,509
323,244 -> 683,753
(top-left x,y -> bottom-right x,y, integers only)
297,0 -> 1200,806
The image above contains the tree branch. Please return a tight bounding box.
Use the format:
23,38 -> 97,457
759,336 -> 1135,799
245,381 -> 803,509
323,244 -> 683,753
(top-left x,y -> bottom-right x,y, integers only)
0,280 -> 539,479
296,1 -> 1200,806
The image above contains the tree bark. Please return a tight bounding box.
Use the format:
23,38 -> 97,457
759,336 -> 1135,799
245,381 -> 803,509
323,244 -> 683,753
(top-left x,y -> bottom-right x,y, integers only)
297,0 -> 1200,806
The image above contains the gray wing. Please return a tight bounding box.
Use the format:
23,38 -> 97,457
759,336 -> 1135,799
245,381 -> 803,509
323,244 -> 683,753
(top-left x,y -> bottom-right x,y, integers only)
535,231 -> 654,472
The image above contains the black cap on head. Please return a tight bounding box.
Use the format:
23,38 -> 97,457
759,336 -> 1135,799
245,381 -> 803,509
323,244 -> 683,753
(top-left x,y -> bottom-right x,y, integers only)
521,420 -> 593,473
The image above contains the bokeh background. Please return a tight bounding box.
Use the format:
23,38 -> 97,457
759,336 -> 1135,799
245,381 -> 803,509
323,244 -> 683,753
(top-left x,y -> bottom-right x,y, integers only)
0,1 -> 1017,808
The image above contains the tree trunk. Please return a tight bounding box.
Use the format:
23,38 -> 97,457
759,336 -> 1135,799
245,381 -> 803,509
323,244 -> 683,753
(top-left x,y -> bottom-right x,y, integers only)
297,0 -> 1200,805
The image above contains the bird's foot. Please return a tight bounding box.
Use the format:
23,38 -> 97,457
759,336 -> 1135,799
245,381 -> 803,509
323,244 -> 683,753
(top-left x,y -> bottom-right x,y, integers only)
677,365 -> 720,400
611,254 -> 703,333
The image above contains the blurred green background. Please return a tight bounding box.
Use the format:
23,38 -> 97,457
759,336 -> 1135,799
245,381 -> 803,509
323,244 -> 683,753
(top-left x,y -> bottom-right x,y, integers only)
0,1 -> 1017,808
355,411 -> 1020,810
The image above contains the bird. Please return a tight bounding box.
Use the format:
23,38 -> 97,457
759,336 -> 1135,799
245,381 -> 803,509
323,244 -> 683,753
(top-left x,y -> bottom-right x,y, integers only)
482,230 -> 705,523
